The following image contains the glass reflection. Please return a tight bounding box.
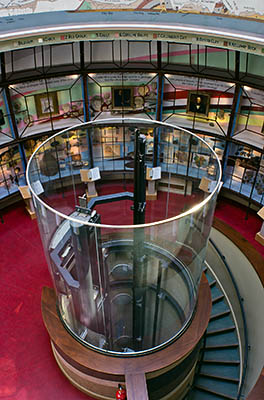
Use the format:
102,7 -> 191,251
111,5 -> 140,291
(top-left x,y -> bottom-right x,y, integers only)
27,118 -> 221,356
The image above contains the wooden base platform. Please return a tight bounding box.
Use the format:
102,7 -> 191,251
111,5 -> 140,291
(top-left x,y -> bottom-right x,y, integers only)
41,275 -> 211,400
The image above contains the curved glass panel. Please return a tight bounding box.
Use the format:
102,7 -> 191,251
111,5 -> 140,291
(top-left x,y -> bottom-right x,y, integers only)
27,118 -> 221,356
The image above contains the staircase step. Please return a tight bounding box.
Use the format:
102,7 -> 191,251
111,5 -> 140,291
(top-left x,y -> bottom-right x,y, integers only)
210,310 -> 231,321
194,384 -> 237,400
208,315 -> 236,332
205,343 -> 239,350
206,325 -> 236,335
200,363 -> 240,381
194,376 -> 239,399
203,347 -> 240,362
209,279 -> 217,288
202,359 -> 240,365
198,372 -> 239,383
190,388 -> 229,400
205,271 -> 214,282
206,333 -> 239,348
210,299 -> 230,314
210,286 -> 223,300
212,294 -> 225,304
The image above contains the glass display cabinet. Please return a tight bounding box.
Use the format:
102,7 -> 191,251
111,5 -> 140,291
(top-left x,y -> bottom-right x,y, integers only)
27,118 -> 221,399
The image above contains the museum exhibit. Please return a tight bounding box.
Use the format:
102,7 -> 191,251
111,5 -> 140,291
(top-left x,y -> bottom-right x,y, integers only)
0,1 -> 264,400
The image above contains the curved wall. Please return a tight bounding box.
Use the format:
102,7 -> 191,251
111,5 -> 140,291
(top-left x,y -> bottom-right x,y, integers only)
0,8 -> 264,209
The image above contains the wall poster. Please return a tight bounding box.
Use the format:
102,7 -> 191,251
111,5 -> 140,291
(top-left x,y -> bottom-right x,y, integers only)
35,92 -> 59,119
186,91 -> 211,117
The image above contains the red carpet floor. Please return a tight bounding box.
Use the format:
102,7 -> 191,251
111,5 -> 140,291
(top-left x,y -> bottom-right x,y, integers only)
0,195 -> 263,400
0,202 -> 92,400
215,197 -> 264,257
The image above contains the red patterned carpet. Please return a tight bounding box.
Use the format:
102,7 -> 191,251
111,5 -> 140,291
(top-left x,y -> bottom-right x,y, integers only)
0,195 -> 263,400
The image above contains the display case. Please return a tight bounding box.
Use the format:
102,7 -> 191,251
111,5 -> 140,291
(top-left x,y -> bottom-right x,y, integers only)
87,72 -> 158,120
162,74 -> 234,136
0,144 -> 26,198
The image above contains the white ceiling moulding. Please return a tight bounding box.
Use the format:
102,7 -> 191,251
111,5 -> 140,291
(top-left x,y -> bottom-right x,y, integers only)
0,21 -> 264,55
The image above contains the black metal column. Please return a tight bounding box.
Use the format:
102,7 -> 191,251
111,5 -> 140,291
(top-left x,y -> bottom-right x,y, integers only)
133,130 -> 146,225
132,130 -> 147,351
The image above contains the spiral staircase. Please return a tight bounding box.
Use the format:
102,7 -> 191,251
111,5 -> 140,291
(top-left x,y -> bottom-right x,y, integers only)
187,240 -> 246,400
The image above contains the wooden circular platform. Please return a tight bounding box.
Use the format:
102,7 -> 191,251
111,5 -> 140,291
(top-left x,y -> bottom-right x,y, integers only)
41,274 -> 211,400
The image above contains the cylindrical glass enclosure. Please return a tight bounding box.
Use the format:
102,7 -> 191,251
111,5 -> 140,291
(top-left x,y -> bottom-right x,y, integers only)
27,118 -> 221,356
